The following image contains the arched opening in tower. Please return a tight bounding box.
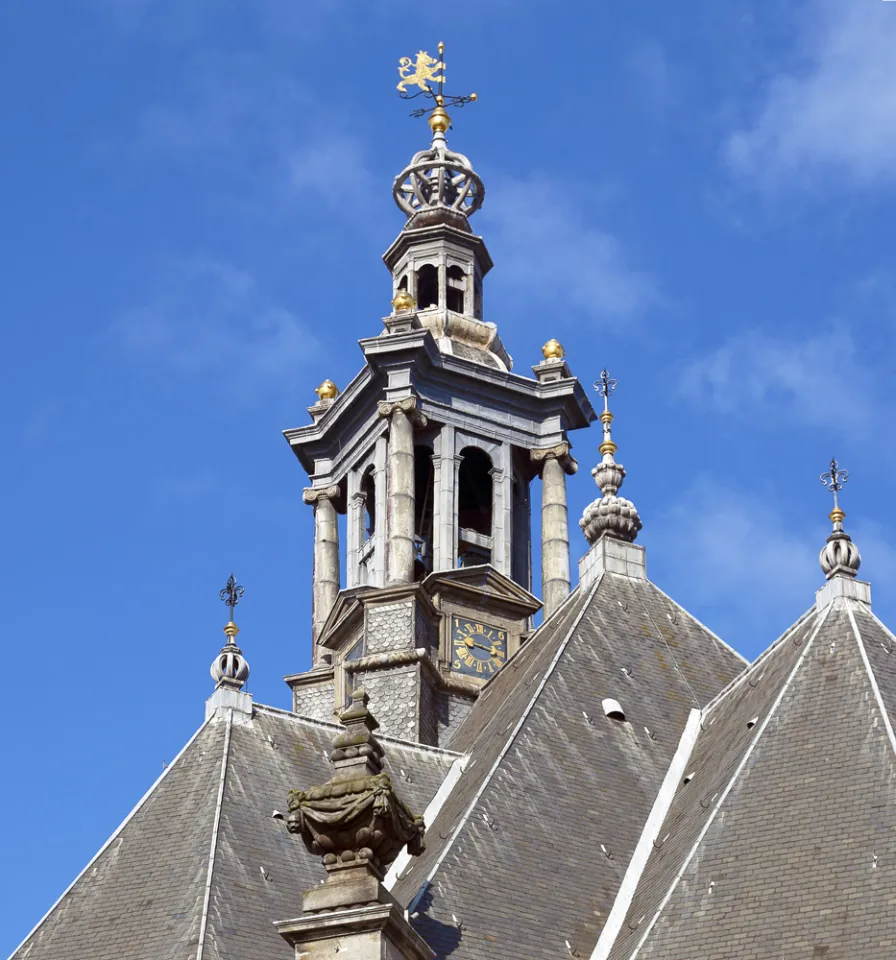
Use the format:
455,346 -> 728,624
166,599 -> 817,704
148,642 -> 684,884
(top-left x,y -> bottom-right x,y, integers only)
414,445 -> 434,581
416,264 -> 438,309
457,447 -> 493,567
446,265 -> 465,313
361,467 -> 376,539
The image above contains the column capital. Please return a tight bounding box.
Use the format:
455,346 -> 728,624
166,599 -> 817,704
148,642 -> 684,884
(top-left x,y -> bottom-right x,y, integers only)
531,442 -> 578,476
303,483 -> 341,505
377,395 -> 428,427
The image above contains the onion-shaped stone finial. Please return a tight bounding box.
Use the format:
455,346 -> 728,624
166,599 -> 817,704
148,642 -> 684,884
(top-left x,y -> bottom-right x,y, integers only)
819,459 -> 861,580
211,621 -> 250,690
580,370 -> 642,545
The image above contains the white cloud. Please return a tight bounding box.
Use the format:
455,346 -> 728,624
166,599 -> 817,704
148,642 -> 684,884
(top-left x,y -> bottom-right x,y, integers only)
679,324 -> 878,432
482,175 -> 660,321
109,259 -> 318,394
726,0 -> 896,186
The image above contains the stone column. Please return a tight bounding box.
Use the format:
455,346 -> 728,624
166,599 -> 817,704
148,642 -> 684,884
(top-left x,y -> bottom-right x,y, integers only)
303,484 -> 341,656
378,397 -> 427,585
532,443 -> 577,618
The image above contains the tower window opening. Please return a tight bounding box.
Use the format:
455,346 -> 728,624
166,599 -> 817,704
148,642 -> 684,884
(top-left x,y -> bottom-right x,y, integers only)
361,468 -> 376,539
458,447 -> 493,566
398,274 -> 408,291
414,446 -> 434,582
446,265 -> 465,313
416,264 -> 438,309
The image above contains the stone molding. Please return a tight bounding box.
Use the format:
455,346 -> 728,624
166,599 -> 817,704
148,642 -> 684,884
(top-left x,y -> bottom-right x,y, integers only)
303,484 -> 341,505
377,395 -> 428,427
531,442 -> 578,476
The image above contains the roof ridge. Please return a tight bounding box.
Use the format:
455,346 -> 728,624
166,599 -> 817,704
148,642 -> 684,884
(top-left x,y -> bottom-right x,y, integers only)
701,605 -> 817,719
195,709 -> 233,960
626,601 -> 834,960
408,574 -> 603,902
647,579 -> 749,666
253,703 -> 462,758
9,717 -> 214,960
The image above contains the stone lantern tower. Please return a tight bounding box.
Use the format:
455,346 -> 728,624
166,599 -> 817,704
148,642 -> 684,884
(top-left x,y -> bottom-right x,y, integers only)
282,46 -> 594,745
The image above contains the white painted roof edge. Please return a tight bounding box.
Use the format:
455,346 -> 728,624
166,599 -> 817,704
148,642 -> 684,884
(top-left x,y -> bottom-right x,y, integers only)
848,604 -> 896,758
407,575 -> 603,904
196,708 -> 233,960
648,580 -> 750,665
589,707 -> 702,960
626,601 -> 834,960
384,752 -> 470,891
7,715 -> 214,960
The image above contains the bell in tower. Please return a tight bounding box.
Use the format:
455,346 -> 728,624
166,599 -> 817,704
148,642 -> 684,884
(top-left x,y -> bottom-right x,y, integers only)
282,45 -> 595,746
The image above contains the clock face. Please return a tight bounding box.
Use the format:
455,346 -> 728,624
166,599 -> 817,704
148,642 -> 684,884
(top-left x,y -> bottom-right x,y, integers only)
451,617 -> 507,677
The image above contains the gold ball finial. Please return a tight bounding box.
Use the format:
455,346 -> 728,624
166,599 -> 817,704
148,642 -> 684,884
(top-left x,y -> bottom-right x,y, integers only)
428,105 -> 451,134
315,379 -> 339,402
391,289 -> 416,313
470,92 -> 478,102
542,339 -> 565,361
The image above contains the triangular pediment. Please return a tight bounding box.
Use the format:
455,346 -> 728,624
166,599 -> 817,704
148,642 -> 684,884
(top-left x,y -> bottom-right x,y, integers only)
421,564 -> 541,617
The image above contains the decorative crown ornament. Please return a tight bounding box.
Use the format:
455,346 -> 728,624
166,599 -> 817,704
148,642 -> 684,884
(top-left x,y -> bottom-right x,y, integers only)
286,689 -> 425,880
580,370 -> 642,545
819,458 -> 861,580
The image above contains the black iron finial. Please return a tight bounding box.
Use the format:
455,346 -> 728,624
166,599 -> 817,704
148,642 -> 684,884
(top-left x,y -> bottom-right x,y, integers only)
820,457 -> 849,511
219,573 -> 245,622
593,369 -> 618,412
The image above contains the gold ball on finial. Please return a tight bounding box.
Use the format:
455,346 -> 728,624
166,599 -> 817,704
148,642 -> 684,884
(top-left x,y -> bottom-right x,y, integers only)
316,379 -> 339,402
542,339 -> 565,361
470,92 -> 478,102
428,105 -> 450,134
391,289 -> 416,313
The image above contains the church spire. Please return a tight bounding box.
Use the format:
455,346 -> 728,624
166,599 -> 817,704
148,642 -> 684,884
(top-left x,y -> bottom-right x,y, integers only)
580,370 -> 642,545
819,458 -> 861,580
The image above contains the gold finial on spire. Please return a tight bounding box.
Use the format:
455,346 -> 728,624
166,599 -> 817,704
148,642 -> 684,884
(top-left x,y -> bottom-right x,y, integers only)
396,41 -> 477,133
542,339 -> 565,361
391,289 -> 416,313
819,458 -> 861,580
315,379 -> 339,402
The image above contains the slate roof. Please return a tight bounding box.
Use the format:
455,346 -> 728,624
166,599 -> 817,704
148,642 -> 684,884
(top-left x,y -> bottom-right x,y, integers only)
391,569 -> 745,960
601,582 -> 896,960
12,705 -> 457,960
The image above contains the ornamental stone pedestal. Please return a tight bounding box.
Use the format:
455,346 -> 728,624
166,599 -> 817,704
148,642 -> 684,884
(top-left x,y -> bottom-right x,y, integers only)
277,689 -> 432,960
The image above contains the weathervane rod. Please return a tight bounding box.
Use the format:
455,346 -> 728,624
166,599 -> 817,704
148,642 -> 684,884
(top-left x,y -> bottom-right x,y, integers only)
219,572 -> 245,625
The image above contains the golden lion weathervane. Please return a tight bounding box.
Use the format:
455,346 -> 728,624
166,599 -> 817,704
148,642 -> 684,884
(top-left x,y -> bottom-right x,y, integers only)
396,41 -> 477,126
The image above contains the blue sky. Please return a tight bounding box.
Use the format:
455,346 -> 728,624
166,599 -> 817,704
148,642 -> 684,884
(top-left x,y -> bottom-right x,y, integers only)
4,0 -> 896,950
